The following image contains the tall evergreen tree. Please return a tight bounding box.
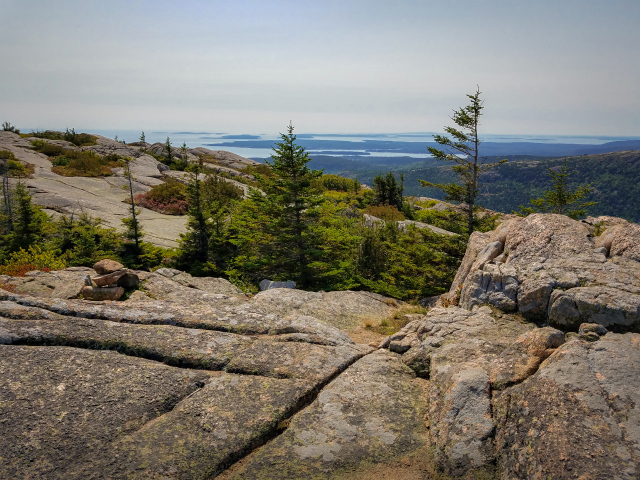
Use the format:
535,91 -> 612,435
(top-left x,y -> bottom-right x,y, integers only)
121,157 -> 144,266
420,87 -> 505,235
164,137 -> 173,166
0,151 -> 13,233
231,123 -> 323,288
179,161 -> 210,264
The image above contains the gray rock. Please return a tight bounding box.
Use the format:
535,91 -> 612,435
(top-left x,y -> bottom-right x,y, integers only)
116,271 -> 140,288
226,350 -> 428,479
397,219 -> 458,236
80,286 -> 124,301
494,333 -> 640,479
259,279 -> 296,290
579,322 -> 609,336
251,288 -> 399,331
447,213 -> 640,331
91,269 -> 126,287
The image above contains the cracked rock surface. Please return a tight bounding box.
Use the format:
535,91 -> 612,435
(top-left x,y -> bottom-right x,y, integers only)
447,213 -> 640,331
1,212 -> 639,479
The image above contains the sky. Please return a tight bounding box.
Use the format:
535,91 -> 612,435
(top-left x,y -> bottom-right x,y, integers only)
1,0 -> 639,136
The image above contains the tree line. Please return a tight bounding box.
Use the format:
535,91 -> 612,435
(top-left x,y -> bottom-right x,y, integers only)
1,93 -> 597,298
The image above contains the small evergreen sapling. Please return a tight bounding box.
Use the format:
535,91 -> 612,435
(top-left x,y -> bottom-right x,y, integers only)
519,159 -> 596,219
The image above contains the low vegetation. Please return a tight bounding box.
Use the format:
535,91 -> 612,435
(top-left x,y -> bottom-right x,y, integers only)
363,304 -> 429,335
134,178 -> 188,215
26,128 -> 97,147
31,140 -> 123,177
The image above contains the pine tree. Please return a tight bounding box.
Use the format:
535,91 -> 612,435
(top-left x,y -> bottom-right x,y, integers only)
139,131 -> 146,152
179,161 -> 210,264
420,87 -> 505,235
121,157 -> 144,265
372,171 -> 404,210
4,182 -> 48,254
164,137 -> 173,166
519,159 -> 596,219
0,151 -> 13,233
231,123 -> 323,288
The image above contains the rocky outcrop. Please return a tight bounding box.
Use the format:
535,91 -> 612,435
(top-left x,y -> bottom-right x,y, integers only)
494,333 -> 640,479
449,213 -> 640,332
0,131 -> 256,247
1,212 -> 639,479
0,267 -> 384,479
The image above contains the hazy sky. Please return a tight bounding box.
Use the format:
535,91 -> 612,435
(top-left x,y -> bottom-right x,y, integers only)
1,0 -> 639,135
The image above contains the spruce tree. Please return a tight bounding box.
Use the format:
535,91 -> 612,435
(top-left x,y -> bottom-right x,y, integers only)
179,161 -> 210,264
121,157 -> 144,266
420,87 -> 505,235
232,123 -> 323,288
164,137 -> 173,166
4,182 -> 48,254
519,159 -> 596,219
0,151 -> 13,233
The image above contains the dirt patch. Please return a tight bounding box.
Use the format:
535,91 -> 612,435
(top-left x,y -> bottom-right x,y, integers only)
348,325 -> 387,346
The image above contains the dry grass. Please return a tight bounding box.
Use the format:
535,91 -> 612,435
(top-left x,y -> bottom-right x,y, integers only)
363,304 -> 429,336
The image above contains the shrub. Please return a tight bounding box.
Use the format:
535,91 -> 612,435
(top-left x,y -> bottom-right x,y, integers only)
51,150 -> 122,177
2,122 -> 20,134
28,130 -> 65,141
7,159 -> 34,177
134,179 -> 188,215
31,140 -> 65,157
63,128 -> 97,147
28,129 -> 96,146
0,150 -> 34,177
363,204 -> 405,221
318,174 -> 357,192
0,245 -> 66,276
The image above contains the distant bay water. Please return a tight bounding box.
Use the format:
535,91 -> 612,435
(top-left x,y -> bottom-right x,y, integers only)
51,129 -> 640,161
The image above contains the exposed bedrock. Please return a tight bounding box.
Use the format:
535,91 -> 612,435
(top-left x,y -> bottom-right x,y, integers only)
448,213 -> 640,332
1,211 -> 639,479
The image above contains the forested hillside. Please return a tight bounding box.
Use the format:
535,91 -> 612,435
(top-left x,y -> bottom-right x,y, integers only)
315,151 -> 640,222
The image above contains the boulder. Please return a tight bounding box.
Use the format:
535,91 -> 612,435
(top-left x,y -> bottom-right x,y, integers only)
494,334 -> 640,479
450,213 -> 640,332
80,285 -> 124,301
93,259 -> 124,275
91,269 -> 126,287
116,271 -> 140,288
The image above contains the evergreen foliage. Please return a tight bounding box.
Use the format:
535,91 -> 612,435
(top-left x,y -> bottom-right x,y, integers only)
420,87 -> 505,235
54,213 -> 123,267
121,157 -> 144,267
231,124 -> 323,288
3,182 -> 49,255
164,137 -> 174,166
2,122 -> 20,134
518,159 -> 596,219
372,171 -> 404,210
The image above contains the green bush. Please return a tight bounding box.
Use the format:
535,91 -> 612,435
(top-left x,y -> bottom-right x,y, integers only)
0,245 -> 66,276
51,150 -> 122,177
28,129 -> 96,147
31,140 -> 65,157
363,204 -> 405,221
318,174 -> 358,192
134,179 -> 188,215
